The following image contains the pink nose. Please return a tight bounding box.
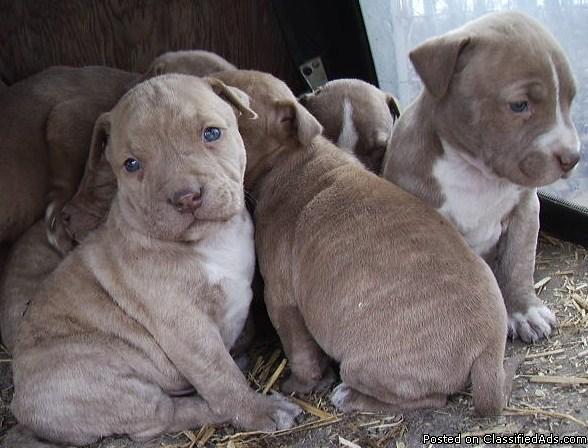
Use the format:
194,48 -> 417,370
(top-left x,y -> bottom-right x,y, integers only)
171,188 -> 202,213
556,152 -> 580,172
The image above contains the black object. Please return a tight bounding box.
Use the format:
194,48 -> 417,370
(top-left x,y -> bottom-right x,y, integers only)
271,0 -> 378,92
539,191 -> 588,247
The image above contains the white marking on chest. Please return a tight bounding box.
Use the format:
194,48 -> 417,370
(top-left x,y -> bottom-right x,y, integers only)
336,98 -> 359,155
433,142 -> 524,256
196,209 -> 255,348
534,58 -> 580,154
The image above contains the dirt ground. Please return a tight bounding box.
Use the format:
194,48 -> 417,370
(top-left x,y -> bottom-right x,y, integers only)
1,232 -> 587,448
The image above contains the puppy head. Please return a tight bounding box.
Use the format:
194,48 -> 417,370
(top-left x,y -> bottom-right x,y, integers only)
88,74 -> 255,241
411,11 -> 580,187
299,79 -> 400,173
144,50 -> 237,78
212,70 -> 323,189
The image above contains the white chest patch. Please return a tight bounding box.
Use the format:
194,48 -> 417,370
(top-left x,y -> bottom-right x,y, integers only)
196,209 -> 255,349
336,98 -> 359,155
433,142 -> 524,256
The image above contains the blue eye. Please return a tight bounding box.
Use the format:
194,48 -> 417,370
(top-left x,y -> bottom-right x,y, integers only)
124,158 -> 142,173
510,101 -> 529,113
203,127 -> 221,142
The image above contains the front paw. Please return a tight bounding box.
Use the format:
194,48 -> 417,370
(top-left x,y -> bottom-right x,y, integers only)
45,201 -> 75,256
234,393 -> 302,432
508,303 -> 556,343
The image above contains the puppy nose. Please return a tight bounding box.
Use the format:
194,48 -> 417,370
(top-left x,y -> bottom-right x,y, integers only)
172,188 -> 203,212
556,152 -> 580,172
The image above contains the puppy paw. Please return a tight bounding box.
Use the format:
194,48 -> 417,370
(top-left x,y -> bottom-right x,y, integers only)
330,382 -> 352,411
235,393 -> 302,432
280,366 -> 336,395
45,201 -> 74,256
508,304 -> 556,343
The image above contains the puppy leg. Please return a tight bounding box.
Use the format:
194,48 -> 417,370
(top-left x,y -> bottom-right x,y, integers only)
12,339 -> 220,445
491,191 -> 555,342
154,311 -> 301,432
45,99 -> 105,254
266,300 -> 334,394
330,383 -> 447,413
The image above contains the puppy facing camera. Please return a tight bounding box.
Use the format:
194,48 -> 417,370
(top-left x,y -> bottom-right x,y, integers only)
9,74 -> 299,446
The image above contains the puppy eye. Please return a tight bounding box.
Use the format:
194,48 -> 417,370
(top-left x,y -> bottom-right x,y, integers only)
124,158 -> 142,173
203,127 -> 222,142
509,101 -> 529,113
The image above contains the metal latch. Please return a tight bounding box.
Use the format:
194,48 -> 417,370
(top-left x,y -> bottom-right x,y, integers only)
299,57 -> 328,91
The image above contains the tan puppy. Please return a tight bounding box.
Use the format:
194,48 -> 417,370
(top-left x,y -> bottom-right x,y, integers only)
0,222 -> 62,353
299,79 -> 400,173
145,49 -> 237,77
381,12 -> 580,342
1,156 -> 115,353
0,50 -> 236,251
214,70 -> 517,415
0,66 -> 132,246
10,75 -> 300,445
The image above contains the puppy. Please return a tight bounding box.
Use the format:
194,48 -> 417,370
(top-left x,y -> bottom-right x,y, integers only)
214,70 -> 518,415
299,79 -> 400,173
0,222 -> 62,353
0,152 -> 115,352
0,66 -> 133,246
10,75 -> 300,446
0,50 -> 236,251
381,12 -> 580,343
145,49 -> 237,77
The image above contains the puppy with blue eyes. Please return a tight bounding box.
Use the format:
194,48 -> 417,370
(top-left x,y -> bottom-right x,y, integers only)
8,74 -> 300,446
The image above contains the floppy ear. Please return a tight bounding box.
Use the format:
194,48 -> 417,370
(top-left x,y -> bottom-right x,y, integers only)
409,33 -> 471,98
274,99 -> 323,147
206,77 -> 258,119
84,113 -> 111,175
386,94 -> 401,122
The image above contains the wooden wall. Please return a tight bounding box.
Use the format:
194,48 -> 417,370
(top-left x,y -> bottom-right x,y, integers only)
0,0 -> 304,92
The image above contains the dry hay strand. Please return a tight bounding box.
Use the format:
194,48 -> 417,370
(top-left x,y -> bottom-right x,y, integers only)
505,405 -> 588,428
214,415 -> 341,447
262,358 -> 287,394
338,435 -> 362,448
524,348 -> 565,359
520,374 -> 588,385
289,396 -> 336,420
534,276 -> 552,294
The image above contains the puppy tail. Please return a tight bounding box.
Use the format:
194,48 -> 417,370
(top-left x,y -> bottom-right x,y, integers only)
0,424 -> 63,448
470,350 -> 523,416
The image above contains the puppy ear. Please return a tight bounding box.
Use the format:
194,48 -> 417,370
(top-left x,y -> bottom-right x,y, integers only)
274,99 -> 323,147
206,77 -> 258,119
86,113 -> 111,173
409,33 -> 471,98
386,94 -> 401,122
143,61 -> 165,80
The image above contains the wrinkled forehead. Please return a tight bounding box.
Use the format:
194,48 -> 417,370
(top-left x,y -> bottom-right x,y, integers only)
464,13 -> 575,89
465,32 -> 575,98
110,78 -> 236,139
